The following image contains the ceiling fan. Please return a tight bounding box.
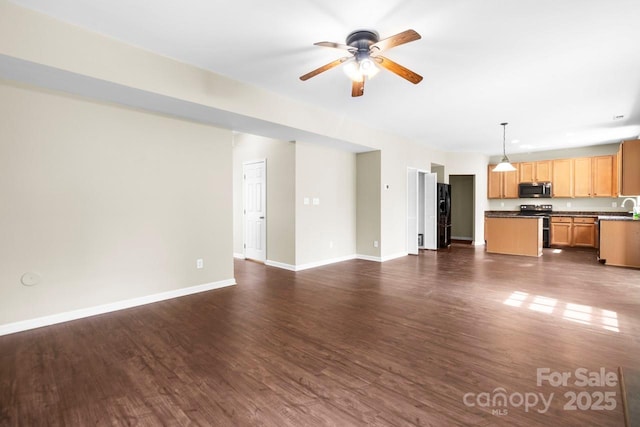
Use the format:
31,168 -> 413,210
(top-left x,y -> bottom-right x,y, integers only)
300,29 -> 423,97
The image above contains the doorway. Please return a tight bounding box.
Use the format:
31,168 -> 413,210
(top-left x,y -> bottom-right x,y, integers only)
407,168 -> 437,254
243,160 -> 266,262
449,175 -> 475,243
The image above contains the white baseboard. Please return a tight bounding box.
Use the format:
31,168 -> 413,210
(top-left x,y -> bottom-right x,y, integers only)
472,241 -> 486,246
356,254 -> 382,262
0,278 -> 236,337
233,252 -> 245,259
265,260 -> 297,271
381,252 -> 408,262
294,255 -> 357,271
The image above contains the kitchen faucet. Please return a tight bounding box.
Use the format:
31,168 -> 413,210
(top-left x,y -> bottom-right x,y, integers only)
621,196 -> 640,218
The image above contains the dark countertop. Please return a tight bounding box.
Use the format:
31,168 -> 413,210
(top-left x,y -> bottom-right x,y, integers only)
598,215 -> 639,222
485,213 -> 542,219
485,210 -> 633,219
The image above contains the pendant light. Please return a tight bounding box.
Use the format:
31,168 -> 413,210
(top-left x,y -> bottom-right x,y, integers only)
493,122 -> 517,172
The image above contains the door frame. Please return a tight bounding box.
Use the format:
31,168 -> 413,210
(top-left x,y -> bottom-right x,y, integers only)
243,159 -> 267,261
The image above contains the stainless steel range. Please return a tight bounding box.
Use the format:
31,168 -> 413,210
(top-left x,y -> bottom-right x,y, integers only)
519,204 -> 552,248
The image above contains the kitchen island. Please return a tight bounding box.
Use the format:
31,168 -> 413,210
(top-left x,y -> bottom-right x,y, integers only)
485,215 -> 543,257
598,216 -> 640,268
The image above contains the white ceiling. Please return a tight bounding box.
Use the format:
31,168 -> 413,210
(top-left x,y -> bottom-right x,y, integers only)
8,0 -> 640,155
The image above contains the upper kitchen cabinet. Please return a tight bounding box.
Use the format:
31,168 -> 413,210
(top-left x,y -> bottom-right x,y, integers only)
488,164 -> 519,199
552,159 -> 573,198
573,157 -> 592,197
619,139 -> 640,196
592,155 -> 616,197
519,160 -> 552,183
573,155 -> 616,198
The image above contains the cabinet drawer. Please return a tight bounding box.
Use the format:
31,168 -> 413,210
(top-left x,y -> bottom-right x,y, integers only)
573,217 -> 596,224
551,217 -> 572,223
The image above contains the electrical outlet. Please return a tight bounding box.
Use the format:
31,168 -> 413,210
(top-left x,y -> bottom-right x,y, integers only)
374,240 -> 379,248
500,202 -> 505,207
612,202 -> 617,208
329,241 -> 333,249
196,258 -> 204,269
566,202 -> 572,208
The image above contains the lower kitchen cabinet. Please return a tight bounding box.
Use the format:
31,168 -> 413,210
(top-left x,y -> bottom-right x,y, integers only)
550,217 -> 572,246
550,216 -> 597,248
572,217 -> 596,247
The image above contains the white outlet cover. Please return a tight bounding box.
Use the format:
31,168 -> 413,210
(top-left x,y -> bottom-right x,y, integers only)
612,202 -> 617,208
312,198 -> 320,205
303,197 -> 309,205
196,258 -> 204,269
566,202 -> 571,208
374,240 -> 379,248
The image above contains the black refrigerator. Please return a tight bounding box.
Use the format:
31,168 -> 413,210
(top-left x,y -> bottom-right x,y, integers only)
437,183 -> 452,248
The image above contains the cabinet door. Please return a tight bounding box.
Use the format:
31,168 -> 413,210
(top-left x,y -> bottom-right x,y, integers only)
487,165 -> 502,198
552,159 -> 573,197
573,157 -> 592,197
621,140 -> 640,196
592,155 -> 614,197
503,167 -> 519,198
519,162 -> 534,183
551,222 -> 572,246
535,160 -> 553,182
573,223 -> 595,247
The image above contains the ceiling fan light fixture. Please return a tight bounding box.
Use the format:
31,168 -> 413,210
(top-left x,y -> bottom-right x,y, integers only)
492,122 -> 517,172
359,58 -> 379,78
343,60 -> 364,82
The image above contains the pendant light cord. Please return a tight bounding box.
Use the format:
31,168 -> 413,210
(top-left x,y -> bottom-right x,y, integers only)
501,122 -> 508,158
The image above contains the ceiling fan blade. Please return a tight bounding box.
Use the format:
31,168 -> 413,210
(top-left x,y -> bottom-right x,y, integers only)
299,57 -> 349,81
351,79 -> 364,97
314,41 -> 354,51
376,56 -> 423,84
371,29 -> 421,53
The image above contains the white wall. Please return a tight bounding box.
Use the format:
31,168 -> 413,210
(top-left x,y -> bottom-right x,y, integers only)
295,141 -> 356,266
232,134 -> 295,265
0,81 -> 234,326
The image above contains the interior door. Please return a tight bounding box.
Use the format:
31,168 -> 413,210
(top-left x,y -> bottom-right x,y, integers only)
243,160 -> 266,261
407,168 -> 419,255
423,173 -> 437,250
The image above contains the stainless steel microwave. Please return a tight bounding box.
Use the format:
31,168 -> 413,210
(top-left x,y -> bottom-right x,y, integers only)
518,182 -> 552,198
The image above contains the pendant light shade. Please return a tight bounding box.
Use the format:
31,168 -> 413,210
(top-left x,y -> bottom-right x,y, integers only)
492,122 -> 516,172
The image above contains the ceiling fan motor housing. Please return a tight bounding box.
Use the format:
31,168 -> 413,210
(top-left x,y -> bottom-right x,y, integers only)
346,30 -> 379,53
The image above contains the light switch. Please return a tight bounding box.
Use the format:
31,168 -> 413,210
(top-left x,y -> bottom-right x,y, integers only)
312,198 -> 320,205
303,197 -> 310,205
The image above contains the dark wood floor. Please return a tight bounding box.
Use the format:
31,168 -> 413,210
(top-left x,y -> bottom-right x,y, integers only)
1,246 -> 639,426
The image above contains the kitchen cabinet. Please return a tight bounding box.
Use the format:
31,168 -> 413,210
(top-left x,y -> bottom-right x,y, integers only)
599,219 -> 640,268
573,157 -> 592,197
519,160 -> 552,183
572,217 -> 596,247
487,164 -> 519,199
592,155 -> 615,197
552,159 -> 573,198
485,216 -> 543,257
619,140 -> 640,196
550,217 -> 572,246
551,216 -> 597,247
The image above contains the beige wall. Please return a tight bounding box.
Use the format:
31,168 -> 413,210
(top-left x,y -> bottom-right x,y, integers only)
356,151 -> 381,257
232,134 -> 295,265
295,141 -> 356,266
0,81 -> 234,326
